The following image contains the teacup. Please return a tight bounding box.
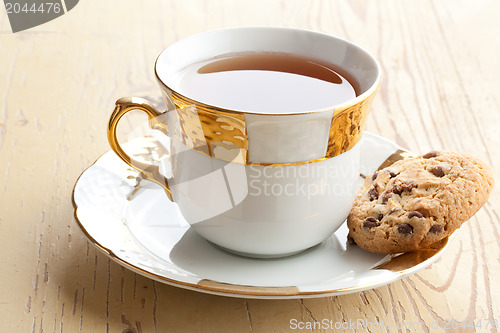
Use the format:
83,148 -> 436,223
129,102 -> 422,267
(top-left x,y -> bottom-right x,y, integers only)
108,27 -> 381,257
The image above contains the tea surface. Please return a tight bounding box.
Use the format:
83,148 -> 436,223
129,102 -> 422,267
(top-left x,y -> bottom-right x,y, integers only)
177,52 -> 358,113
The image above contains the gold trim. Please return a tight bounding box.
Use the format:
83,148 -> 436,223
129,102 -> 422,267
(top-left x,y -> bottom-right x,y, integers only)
172,100 -> 248,164
108,97 -> 173,201
375,237 -> 449,272
377,149 -> 417,170
197,280 -> 300,296
326,89 -> 377,158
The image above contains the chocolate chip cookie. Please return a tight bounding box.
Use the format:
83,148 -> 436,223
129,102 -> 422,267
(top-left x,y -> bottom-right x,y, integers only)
347,151 -> 494,254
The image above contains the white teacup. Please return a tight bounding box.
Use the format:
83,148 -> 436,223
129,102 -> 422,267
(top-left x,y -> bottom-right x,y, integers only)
108,27 -> 381,257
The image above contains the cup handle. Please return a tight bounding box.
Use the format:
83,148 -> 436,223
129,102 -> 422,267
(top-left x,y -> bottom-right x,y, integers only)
107,97 -> 173,201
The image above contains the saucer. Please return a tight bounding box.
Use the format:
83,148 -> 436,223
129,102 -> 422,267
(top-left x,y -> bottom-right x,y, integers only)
72,132 -> 450,299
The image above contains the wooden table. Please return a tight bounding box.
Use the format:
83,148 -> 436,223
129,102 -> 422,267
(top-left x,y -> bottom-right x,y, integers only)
1,1 -> 499,332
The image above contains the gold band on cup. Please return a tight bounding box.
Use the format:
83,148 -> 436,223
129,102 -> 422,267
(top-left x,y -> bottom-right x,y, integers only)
159,87 -> 378,167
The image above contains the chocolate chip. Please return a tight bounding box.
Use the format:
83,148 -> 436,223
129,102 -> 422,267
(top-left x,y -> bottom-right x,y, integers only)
408,211 -> 424,219
431,166 -> 445,177
391,185 -> 402,195
392,181 -> 417,195
423,151 -> 438,159
429,225 -> 444,234
363,217 -> 379,228
377,214 -> 384,221
381,191 -> 392,204
368,187 -> 379,201
398,223 -> 414,235
401,180 -> 417,192
386,170 -> 397,178
347,236 -> 357,245
372,172 -> 379,181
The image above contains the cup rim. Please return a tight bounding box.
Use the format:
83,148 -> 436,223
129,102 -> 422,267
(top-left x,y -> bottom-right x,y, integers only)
154,27 -> 381,116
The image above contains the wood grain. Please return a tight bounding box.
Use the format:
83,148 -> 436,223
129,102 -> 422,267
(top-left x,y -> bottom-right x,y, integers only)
0,0 -> 499,332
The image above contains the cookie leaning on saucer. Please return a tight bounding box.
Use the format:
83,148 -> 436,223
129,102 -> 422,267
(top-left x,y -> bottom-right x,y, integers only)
347,151 -> 494,254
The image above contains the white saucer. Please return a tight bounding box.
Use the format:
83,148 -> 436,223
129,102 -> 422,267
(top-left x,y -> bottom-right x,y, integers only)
72,132 -> 450,299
